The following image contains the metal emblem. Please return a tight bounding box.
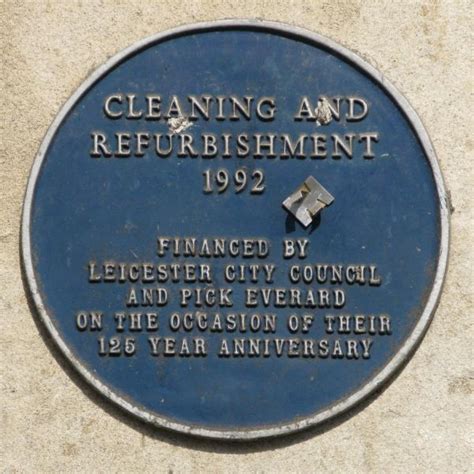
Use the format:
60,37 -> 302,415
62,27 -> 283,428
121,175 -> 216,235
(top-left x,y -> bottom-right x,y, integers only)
283,176 -> 334,227
22,20 -> 449,440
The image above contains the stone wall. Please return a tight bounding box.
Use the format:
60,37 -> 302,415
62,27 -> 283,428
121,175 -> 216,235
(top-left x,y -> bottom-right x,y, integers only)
1,1 -> 472,472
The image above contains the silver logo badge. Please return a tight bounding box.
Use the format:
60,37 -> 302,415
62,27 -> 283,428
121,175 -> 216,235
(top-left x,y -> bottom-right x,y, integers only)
283,176 -> 335,227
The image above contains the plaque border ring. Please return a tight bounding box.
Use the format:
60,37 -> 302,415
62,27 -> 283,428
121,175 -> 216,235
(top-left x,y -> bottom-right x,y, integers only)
21,19 -> 450,440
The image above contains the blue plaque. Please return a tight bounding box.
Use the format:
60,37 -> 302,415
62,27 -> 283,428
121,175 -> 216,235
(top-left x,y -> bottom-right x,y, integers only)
22,20 -> 449,439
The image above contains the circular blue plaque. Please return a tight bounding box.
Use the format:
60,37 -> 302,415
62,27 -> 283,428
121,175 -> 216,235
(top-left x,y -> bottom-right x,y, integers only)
22,20 -> 449,439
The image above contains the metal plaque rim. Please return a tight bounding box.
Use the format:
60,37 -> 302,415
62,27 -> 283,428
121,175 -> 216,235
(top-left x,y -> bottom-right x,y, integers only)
21,19 -> 450,440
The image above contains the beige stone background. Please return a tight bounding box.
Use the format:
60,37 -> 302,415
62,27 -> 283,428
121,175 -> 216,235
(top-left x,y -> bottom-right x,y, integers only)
1,0 -> 473,472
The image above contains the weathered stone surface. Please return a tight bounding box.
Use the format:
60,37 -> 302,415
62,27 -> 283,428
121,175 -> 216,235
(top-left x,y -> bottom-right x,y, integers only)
1,1 -> 472,472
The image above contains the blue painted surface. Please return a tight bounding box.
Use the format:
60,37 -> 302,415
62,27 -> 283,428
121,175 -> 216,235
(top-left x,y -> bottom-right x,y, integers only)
30,30 -> 440,430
